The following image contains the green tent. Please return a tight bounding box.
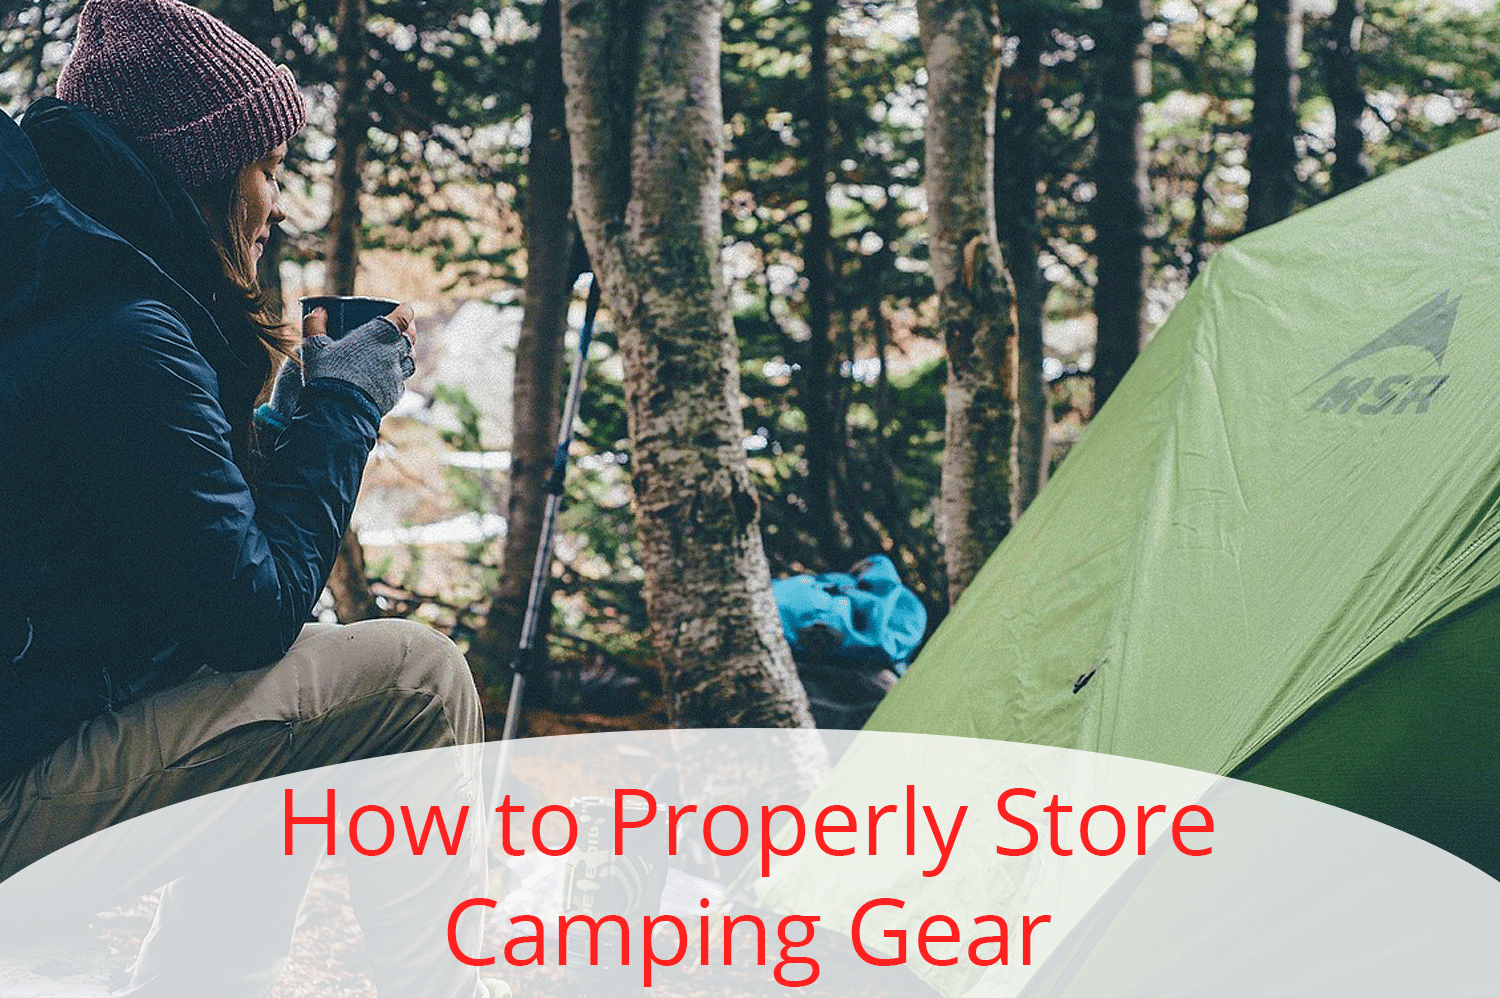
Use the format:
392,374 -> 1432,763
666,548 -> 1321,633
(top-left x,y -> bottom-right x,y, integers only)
869,131 -> 1500,880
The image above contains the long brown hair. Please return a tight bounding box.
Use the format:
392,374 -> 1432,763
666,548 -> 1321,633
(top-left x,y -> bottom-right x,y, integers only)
191,174 -> 301,474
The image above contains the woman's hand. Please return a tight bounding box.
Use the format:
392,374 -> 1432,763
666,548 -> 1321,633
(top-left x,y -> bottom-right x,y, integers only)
302,303 -> 416,345
301,303 -> 418,417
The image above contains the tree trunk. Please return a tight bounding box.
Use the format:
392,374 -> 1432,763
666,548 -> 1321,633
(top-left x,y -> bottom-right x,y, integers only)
800,0 -> 849,569
327,530 -> 378,621
324,0 -> 369,299
1090,0 -> 1150,415
1321,0 -> 1367,195
323,0 -> 380,623
1186,139 -> 1218,284
918,0 -> 1019,608
997,0 -> 1050,511
562,0 -> 816,728
1246,0 -> 1302,231
471,0 -> 573,702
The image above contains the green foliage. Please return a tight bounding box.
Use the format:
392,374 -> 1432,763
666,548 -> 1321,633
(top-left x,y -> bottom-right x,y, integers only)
1356,0 -> 1500,164
430,382 -> 486,451
553,327 -> 651,662
427,338 -> 650,669
721,0 -> 944,608
0,2 -> 79,114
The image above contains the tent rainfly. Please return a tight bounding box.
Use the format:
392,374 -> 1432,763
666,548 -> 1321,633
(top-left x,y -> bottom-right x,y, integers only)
869,130 -> 1500,880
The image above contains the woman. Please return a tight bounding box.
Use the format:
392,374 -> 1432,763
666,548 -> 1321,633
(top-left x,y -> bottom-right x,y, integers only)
0,0 -> 497,993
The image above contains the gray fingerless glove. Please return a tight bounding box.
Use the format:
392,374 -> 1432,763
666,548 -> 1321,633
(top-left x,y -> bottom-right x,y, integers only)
267,355 -> 303,415
301,315 -> 416,417
253,355 -> 304,433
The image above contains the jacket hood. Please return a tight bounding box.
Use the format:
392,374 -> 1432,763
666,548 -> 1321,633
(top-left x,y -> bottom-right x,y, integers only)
1,99 -> 250,377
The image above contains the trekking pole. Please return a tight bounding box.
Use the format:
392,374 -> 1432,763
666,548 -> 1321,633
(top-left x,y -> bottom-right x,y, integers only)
500,273 -> 602,743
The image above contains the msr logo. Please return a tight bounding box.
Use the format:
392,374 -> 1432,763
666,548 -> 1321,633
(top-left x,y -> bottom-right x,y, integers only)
1307,291 -> 1459,415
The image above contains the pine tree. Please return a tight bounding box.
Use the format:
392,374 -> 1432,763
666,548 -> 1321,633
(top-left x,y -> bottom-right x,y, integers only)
562,0 -> 815,727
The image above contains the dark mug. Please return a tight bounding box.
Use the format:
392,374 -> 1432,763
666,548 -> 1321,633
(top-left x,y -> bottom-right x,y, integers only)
300,295 -> 401,340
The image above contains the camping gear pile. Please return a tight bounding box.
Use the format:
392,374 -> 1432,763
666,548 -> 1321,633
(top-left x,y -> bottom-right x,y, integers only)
773,554 -> 927,729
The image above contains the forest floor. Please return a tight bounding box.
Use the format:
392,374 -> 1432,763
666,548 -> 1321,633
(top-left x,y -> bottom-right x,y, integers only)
1,704 -> 925,998
0,845 -> 919,998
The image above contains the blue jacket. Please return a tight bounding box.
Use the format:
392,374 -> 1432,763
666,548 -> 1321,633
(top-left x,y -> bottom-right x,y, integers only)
0,101 -> 381,779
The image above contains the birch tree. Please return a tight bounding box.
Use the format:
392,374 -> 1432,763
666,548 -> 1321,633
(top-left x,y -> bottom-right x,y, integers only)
560,0 -> 815,728
918,0 -> 1018,607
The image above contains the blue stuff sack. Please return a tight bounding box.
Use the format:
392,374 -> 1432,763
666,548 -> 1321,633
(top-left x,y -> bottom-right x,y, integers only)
771,555 -> 927,673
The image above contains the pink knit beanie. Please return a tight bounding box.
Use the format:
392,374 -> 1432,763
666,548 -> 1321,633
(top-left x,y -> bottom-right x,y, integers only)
57,0 -> 306,188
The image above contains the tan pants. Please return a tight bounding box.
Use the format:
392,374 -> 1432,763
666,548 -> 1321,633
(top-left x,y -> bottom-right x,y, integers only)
0,618 -> 489,997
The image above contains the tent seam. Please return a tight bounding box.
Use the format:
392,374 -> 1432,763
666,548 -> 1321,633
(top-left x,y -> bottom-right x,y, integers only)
1091,268 -> 1219,753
